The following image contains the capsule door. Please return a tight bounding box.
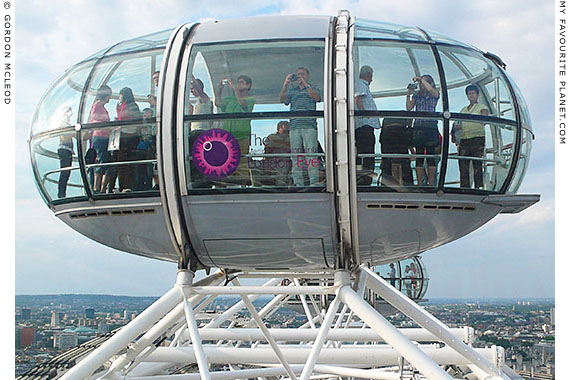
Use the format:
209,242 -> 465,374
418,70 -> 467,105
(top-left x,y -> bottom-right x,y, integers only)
161,20 -> 338,270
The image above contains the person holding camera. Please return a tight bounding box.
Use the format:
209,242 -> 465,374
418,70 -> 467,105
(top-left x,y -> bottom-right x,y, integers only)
188,78 -> 213,131
279,67 -> 322,186
406,74 -> 440,186
214,75 -> 255,185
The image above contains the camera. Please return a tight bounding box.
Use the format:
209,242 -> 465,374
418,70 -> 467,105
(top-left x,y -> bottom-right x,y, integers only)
290,74 -> 297,81
222,79 -> 228,85
407,82 -> 418,90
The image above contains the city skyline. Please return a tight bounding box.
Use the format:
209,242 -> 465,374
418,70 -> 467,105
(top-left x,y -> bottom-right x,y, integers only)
14,0 -> 554,298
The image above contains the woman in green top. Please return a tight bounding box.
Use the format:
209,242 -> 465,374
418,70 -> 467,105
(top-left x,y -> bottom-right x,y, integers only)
215,75 -> 255,185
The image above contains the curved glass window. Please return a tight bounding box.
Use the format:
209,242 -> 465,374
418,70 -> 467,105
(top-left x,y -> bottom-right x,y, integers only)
84,28 -> 173,60
375,257 -> 429,300
183,40 -> 326,190
439,46 -> 515,120
31,128 -> 86,202
508,128 -> 533,193
445,119 -> 515,191
505,72 -> 532,130
81,52 -> 163,123
31,62 -> 93,135
353,41 -> 443,112
75,48 -> 164,197
353,117 -> 443,189
31,38 -> 166,202
81,118 -> 158,195
421,28 -> 478,50
352,40 -> 444,190
354,19 -> 427,41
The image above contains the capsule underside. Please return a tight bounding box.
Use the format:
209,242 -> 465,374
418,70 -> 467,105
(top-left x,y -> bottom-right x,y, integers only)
30,15 -> 538,270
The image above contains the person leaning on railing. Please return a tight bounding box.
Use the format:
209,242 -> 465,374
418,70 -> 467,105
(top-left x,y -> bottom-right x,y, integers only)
454,84 -> 489,189
88,85 -> 113,194
354,65 -> 381,185
114,87 -> 142,192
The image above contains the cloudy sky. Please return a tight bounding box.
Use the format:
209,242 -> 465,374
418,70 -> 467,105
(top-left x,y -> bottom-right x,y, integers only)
14,0 -> 554,298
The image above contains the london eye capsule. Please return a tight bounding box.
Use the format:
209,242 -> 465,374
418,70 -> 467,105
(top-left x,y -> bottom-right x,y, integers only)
29,14 -> 539,273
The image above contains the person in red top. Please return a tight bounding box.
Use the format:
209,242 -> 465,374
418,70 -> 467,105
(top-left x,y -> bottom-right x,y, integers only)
114,87 -> 141,192
88,85 -> 112,193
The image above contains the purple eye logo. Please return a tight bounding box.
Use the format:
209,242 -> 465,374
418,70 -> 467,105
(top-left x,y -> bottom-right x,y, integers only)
191,129 -> 241,179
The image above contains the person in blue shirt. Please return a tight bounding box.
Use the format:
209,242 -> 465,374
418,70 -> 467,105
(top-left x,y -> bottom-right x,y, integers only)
279,67 -> 322,186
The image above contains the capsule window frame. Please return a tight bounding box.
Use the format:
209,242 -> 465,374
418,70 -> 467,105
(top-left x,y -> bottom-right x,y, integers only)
178,38 -> 331,194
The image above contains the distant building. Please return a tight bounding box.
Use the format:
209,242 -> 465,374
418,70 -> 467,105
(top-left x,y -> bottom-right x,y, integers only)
550,308 -> 555,326
77,318 -> 97,327
16,327 -> 35,348
51,311 -> 61,327
98,321 -> 109,335
85,308 -> 95,319
54,332 -> 78,350
20,327 -> 35,348
21,308 -> 31,320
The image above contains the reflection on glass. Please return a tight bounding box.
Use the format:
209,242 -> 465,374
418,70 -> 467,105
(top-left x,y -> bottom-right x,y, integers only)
185,118 -> 325,190
31,63 -> 93,134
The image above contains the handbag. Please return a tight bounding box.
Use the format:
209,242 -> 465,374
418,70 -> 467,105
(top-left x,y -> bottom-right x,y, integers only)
412,120 -> 439,148
380,118 -> 413,147
84,148 -> 96,164
84,138 -> 97,164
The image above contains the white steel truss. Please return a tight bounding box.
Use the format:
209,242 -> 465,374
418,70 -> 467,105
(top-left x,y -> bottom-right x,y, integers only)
56,267 -> 514,380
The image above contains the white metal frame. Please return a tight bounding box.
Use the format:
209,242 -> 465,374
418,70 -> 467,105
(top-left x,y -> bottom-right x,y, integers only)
57,266 -> 513,380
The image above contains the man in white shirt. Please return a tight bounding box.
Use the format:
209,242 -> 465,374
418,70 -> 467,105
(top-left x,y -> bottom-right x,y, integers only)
354,65 -> 380,185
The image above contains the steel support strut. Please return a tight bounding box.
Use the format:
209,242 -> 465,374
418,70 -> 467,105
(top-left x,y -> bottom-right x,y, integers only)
361,266 -> 508,380
52,268 -> 511,380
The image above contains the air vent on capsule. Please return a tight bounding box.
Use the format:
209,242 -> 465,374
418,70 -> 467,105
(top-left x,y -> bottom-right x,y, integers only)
70,209 -> 156,219
366,203 -> 475,211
